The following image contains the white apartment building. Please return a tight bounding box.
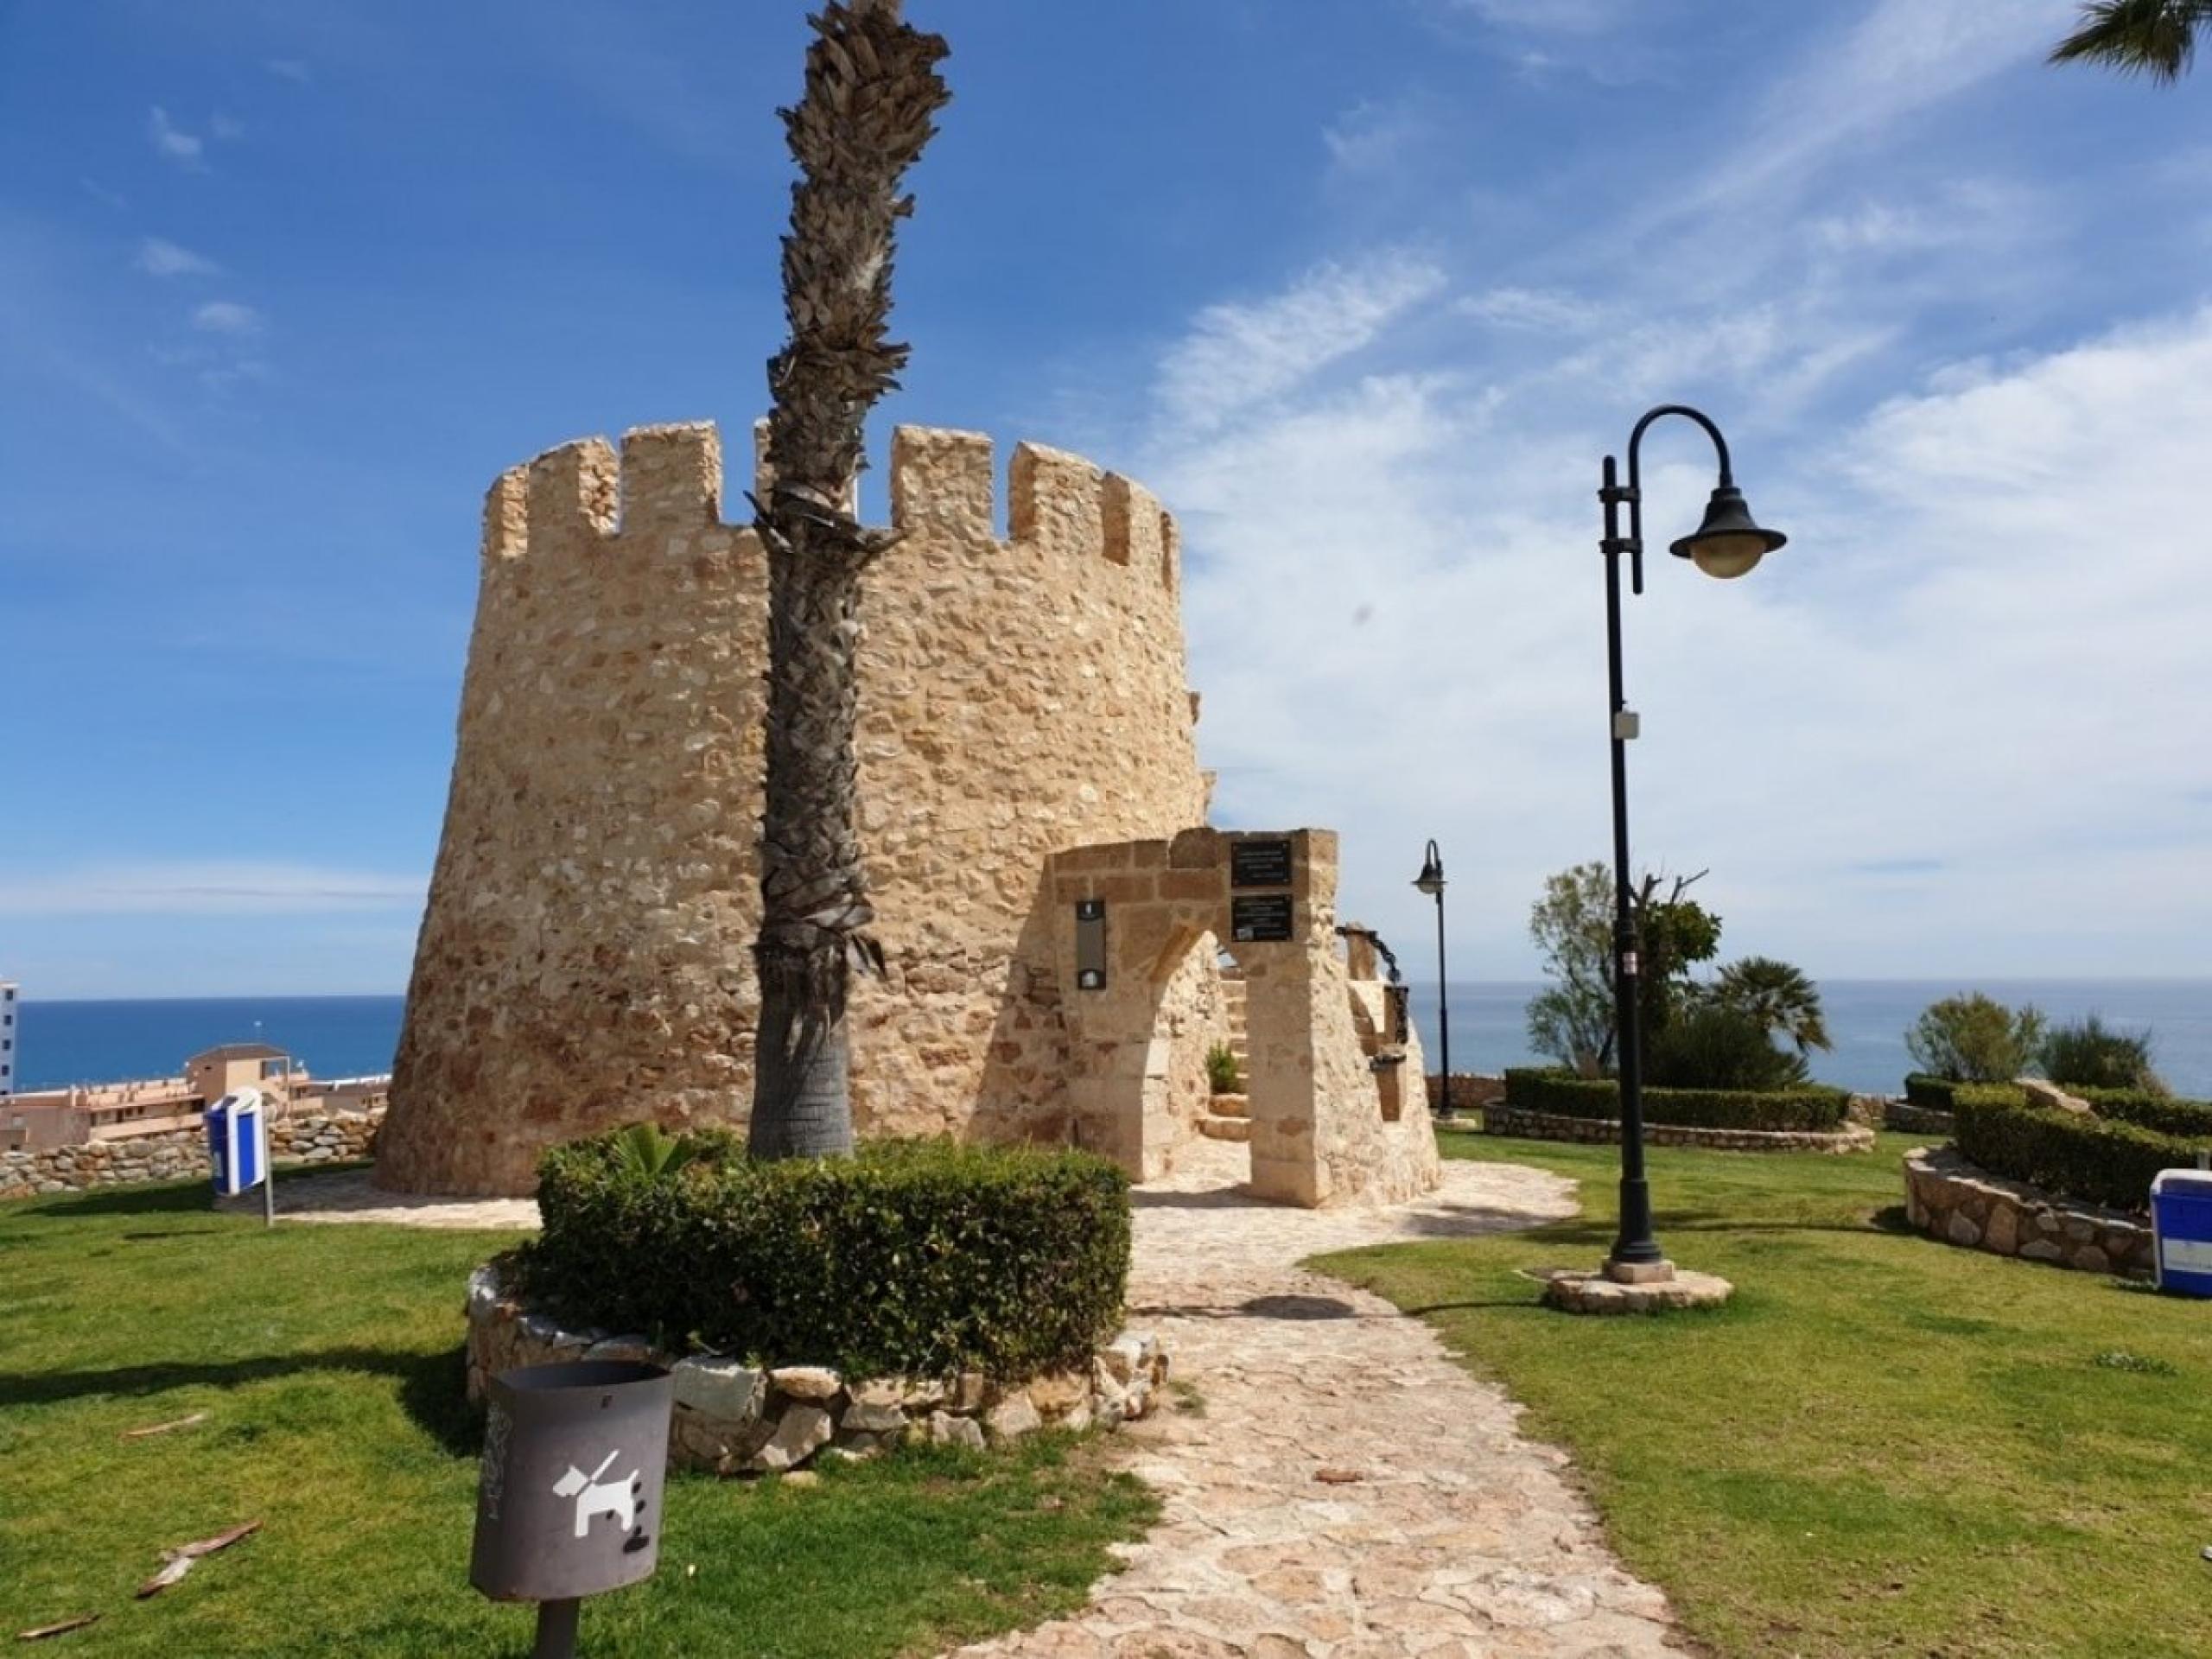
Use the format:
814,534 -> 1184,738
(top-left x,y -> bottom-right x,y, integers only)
1,982 -> 17,1097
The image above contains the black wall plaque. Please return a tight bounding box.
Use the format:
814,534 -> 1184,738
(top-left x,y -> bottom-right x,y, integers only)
1230,893 -> 1295,943
1230,837 -> 1294,889
1074,899 -> 1108,989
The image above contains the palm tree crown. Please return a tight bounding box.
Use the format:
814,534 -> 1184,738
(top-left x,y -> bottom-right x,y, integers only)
1711,957 -> 1833,1057
2050,0 -> 2212,81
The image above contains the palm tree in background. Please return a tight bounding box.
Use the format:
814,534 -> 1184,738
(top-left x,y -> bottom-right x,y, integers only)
1711,957 -> 1833,1058
748,0 -> 950,1160
2051,0 -> 2212,80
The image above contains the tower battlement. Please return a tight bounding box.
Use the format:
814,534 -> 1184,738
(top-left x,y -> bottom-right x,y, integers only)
479,422 -> 1181,601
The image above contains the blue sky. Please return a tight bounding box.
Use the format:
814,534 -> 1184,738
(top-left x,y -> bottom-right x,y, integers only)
3,0 -> 2209,997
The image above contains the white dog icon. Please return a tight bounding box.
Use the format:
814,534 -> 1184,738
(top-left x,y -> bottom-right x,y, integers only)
551,1449 -> 639,1540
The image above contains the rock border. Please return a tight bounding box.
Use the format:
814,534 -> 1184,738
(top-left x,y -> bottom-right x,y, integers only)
464,1260 -> 1170,1475
1484,1105 -> 1874,1154
1902,1145 -> 2154,1277
1,1109 -> 382,1200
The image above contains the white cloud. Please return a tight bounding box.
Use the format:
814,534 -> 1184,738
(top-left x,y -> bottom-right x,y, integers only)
1323,100 -> 1428,175
1459,286 -> 1613,334
146,106 -> 204,168
266,59 -> 312,83
193,301 -> 264,336
210,111 -> 245,141
1154,251 -> 1447,434
136,238 -> 218,278
1451,0 -> 1630,32
0,864 -> 426,917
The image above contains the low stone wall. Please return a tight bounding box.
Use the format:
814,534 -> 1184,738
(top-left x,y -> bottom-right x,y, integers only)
465,1260 -> 1170,1475
0,1109 -> 384,1200
1426,1073 -> 1505,1116
1903,1146 -> 2153,1277
1883,1101 -> 1955,1136
1484,1106 -> 1874,1154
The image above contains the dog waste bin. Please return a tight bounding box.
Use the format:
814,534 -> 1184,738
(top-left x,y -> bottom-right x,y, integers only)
205,1089 -> 266,1198
472,1360 -> 673,1658
2152,1169 -> 2212,1298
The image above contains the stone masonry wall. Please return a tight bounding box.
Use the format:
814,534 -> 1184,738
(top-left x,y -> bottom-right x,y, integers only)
1482,1106 -> 1875,1154
1903,1145 -> 2154,1276
0,1109 -> 384,1200
381,423 -> 1207,1194
465,1260 -> 1169,1475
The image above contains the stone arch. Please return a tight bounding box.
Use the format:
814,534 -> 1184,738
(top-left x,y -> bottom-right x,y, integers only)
1046,828 -> 1441,1207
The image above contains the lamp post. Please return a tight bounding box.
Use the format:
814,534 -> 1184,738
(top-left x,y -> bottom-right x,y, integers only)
1597,404 -> 1785,1281
1413,840 -> 1449,1117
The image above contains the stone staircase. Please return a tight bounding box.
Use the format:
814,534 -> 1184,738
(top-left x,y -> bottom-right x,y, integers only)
1200,975 -> 1251,1143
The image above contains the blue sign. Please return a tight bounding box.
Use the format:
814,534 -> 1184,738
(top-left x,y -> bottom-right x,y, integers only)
2152,1169 -> 2212,1298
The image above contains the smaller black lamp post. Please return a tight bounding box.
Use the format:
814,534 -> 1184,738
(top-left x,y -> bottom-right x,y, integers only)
1413,840 -> 1450,1116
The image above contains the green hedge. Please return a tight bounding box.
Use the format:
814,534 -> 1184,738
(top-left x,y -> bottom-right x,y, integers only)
1952,1088 -> 2203,1212
1501,1068 -> 1851,1132
518,1132 -> 1131,1382
2071,1086 -> 2212,1141
1904,1074 -> 1964,1109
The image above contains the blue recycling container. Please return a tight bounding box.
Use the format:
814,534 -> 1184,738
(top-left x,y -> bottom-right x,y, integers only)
2151,1169 -> 2212,1298
206,1090 -> 266,1198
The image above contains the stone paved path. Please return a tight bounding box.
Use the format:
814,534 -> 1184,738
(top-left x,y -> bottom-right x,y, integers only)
948,1138 -> 1681,1659
277,1142 -> 1680,1655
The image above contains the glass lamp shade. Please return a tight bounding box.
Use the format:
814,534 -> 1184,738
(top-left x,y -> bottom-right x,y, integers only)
1413,847 -> 1445,897
1669,485 -> 1786,580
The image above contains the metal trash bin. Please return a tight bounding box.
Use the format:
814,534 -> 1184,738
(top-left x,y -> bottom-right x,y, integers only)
472,1360 -> 674,1656
2152,1169 -> 2212,1298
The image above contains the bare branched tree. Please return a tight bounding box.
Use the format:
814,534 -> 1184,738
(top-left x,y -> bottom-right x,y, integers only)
749,0 -> 950,1160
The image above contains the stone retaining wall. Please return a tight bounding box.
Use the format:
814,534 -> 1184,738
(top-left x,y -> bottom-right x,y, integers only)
1883,1101 -> 1955,1135
465,1260 -> 1170,1475
1902,1146 -> 2153,1277
1484,1106 -> 1874,1154
1426,1073 -> 1505,1116
0,1109 -> 383,1200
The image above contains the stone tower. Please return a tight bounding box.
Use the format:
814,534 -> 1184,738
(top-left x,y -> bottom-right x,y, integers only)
377,422 -> 1212,1194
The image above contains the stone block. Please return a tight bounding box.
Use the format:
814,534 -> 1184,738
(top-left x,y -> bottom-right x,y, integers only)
751,1404 -> 835,1473
769,1365 -> 842,1401
985,1394 -> 1042,1443
672,1357 -> 767,1427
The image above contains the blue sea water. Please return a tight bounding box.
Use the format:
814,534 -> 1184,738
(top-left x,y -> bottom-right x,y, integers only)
1404,979 -> 2212,1099
10,981 -> 2212,1098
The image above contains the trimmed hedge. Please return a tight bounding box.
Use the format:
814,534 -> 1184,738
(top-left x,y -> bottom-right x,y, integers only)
518,1131 -> 1131,1382
1952,1087 -> 2203,1213
1904,1074 -> 1963,1109
2071,1086 -> 2212,1141
1501,1068 -> 1851,1132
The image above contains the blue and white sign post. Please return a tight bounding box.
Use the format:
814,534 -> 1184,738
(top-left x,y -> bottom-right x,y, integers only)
2152,1167 -> 2212,1298
206,1088 -> 274,1228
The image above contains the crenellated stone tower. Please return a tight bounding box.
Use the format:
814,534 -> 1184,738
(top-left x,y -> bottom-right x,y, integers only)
378,421 -> 1213,1193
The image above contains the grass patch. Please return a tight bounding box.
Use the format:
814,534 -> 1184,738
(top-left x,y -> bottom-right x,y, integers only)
0,1175 -> 1154,1656
1316,1133 -> 2212,1659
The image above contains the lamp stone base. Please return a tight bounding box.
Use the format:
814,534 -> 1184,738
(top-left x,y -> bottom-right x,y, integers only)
1603,1258 -> 1676,1286
1541,1266 -> 1733,1315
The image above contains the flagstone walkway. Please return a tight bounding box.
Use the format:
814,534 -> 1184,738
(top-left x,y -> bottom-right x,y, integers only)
945,1137 -> 1681,1659
276,1139 -> 1681,1656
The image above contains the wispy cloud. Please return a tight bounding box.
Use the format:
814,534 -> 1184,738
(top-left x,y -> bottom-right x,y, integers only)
146,106 -> 205,169
79,178 -> 129,212
1154,251 -> 1447,433
136,237 -> 219,278
0,864 -> 426,918
193,300 -> 264,336
265,59 -> 312,83
1459,286 -> 1613,334
1449,0 -> 1630,32
1323,99 -> 1430,175
209,111 -> 245,141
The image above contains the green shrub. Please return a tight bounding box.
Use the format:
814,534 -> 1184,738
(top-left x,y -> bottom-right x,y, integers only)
1501,1068 -> 1850,1132
1205,1041 -> 1241,1095
2073,1086 -> 2212,1140
519,1133 -> 1131,1382
1646,1001 -> 1809,1091
1952,1088 -> 2202,1212
1904,1074 -> 1963,1109
2040,1014 -> 2166,1093
1904,993 -> 2045,1083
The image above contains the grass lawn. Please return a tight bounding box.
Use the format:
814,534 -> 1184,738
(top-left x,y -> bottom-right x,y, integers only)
1317,1131 -> 2212,1659
0,1175 -> 1154,1656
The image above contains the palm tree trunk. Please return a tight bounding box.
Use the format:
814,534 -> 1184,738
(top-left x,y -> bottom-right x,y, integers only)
748,0 -> 950,1160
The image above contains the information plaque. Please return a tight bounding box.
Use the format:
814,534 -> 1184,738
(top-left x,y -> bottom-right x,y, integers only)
1230,893 -> 1294,943
1230,838 -> 1294,889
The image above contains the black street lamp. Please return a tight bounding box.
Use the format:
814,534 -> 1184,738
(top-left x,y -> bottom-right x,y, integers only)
1597,404 -> 1785,1281
1413,840 -> 1449,1116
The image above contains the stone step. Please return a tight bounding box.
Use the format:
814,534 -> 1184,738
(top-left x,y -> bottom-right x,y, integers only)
1198,1116 -> 1250,1143
1208,1092 -> 1249,1119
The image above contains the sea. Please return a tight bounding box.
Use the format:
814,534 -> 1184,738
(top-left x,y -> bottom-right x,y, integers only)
10,981 -> 2212,1098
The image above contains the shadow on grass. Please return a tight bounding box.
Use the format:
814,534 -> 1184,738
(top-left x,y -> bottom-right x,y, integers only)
0,1344 -> 484,1458
26,1182 -> 215,1219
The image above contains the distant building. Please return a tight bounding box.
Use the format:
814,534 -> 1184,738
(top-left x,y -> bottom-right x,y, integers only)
1,982 -> 16,1098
